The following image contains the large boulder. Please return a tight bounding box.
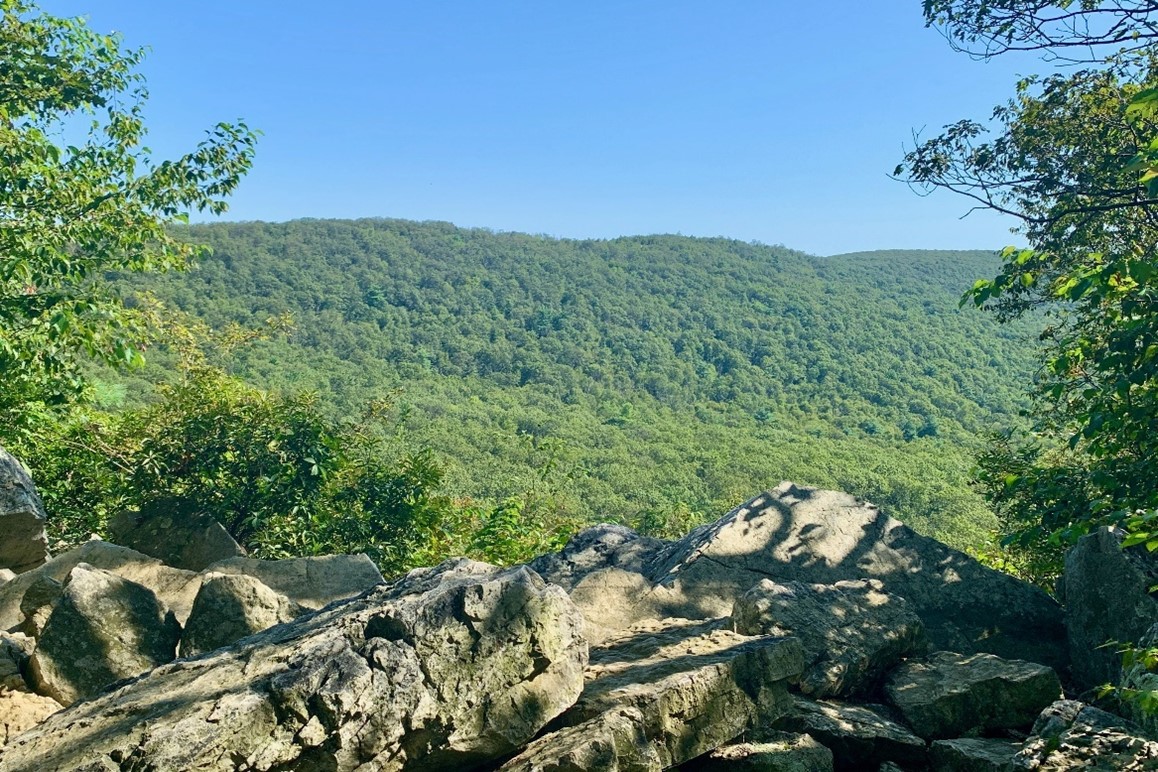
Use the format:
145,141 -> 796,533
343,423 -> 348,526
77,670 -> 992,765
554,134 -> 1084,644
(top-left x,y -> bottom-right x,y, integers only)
534,484 -> 1067,670
1014,699 -> 1158,769
772,696 -> 927,772
0,449 -> 48,575
1063,527 -> 1158,690
500,617 -> 804,771
107,498 -> 246,571
0,541 -> 202,631
930,738 -> 1020,772
884,651 -> 1062,741
0,559 -> 588,772
27,564 -> 181,705
203,553 -> 384,610
180,572 -> 305,657
732,578 -> 926,697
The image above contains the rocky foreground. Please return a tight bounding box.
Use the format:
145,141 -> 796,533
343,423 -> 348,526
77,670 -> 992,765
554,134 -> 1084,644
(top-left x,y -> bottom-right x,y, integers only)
1,455 -> 1157,770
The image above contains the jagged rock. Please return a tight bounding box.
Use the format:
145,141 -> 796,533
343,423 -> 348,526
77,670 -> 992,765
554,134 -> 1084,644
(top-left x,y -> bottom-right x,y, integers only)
1064,527 -> 1158,690
15,575 -> 60,639
107,498 -> 246,571
0,541 -> 202,631
27,564 -> 181,705
203,553 -> 384,611
0,635 -> 32,692
685,732 -> 835,771
733,578 -> 926,697
0,559 -> 587,772
535,484 -> 1066,669
1013,699 -> 1158,769
885,651 -> 1062,740
930,738 -> 1020,771
500,617 -> 804,771
0,448 -> 48,575
180,572 -> 305,657
771,696 -> 927,772
528,524 -> 670,643
0,690 -> 60,748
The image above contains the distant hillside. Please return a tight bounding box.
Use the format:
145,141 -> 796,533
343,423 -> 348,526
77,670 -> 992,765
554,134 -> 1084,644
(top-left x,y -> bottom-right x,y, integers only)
118,219 -> 1041,547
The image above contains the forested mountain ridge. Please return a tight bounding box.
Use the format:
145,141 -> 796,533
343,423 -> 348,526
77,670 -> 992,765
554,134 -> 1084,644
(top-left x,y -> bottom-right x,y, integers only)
118,218 -> 1040,547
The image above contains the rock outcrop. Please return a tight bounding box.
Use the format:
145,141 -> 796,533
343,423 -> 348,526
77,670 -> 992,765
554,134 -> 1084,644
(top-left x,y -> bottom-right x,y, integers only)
180,572 -> 305,657
773,696 -> 928,771
1014,699 -> 1158,769
885,651 -> 1062,740
0,449 -> 48,576
0,559 -> 588,772
686,732 -> 835,772
533,484 -> 1067,671
27,564 -> 181,706
733,578 -> 926,697
1063,526 -> 1158,690
107,498 -> 246,571
202,553 -> 384,611
500,617 -> 804,771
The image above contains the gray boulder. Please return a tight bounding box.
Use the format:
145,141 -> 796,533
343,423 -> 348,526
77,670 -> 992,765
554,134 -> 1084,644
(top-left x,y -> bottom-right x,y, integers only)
686,733 -> 835,771
1063,527 -> 1158,690
930,738 -> 1020,772
0,559 -> 588,772
1013,699 -> 1158,769
0,541 -> 202,631
180,572 -> 305,657
0,634 -> 32,692
772,696 -> 927,772
15,575 -> 60,639
733,578 -> 926,697
203,553 -> 384,611
535,484 -> 1066,670
107,498 -> 246,571
500,617 -> 804,771
27,564 -> 181,705
0,448 -> 48,575
885,651 -> 1062,740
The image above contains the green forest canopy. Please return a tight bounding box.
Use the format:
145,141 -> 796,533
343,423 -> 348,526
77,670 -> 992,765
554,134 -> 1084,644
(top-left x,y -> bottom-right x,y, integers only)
110,218 -> 1041,549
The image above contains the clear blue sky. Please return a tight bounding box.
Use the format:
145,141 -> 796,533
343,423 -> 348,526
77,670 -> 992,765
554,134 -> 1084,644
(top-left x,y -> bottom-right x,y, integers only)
45,1 -> 1047,255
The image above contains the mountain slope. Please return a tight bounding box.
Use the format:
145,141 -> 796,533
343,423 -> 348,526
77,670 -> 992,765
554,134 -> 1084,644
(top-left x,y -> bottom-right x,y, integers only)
119,219 -> 1040,546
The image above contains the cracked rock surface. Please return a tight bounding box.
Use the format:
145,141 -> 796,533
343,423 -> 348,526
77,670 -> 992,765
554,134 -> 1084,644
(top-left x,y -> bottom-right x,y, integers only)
499,617 -> 803,772
0,558 -> 588,772
530,483 -> 1065,670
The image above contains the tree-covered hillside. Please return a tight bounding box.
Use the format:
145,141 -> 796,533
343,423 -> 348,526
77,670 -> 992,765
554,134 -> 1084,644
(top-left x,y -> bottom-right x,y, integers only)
118,219 -> 1040,547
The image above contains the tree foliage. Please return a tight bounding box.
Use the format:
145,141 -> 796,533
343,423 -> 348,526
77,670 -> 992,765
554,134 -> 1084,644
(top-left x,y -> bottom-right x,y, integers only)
0,0 -> 256,440
901,3 -> 1158,571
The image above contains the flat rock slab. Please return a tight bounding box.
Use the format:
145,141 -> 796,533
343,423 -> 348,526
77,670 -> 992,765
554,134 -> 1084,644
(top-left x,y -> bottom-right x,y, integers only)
203,553 -> 383,611
930,738 -> 1021,772
108,499 -> 246,571
772,696 -> 927,772
0,559 -> 587,772
1014,699 -> 1158,770
501,617 -> 804,772
0,448 -> 48,575
733,578 -> 926,698
885,651 -> 1062,740
685,732 -> 834,771
28,564 -> 181,706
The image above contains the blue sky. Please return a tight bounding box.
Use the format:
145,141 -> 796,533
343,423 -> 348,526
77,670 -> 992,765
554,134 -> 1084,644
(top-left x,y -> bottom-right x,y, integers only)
45,1 -> 1047,255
